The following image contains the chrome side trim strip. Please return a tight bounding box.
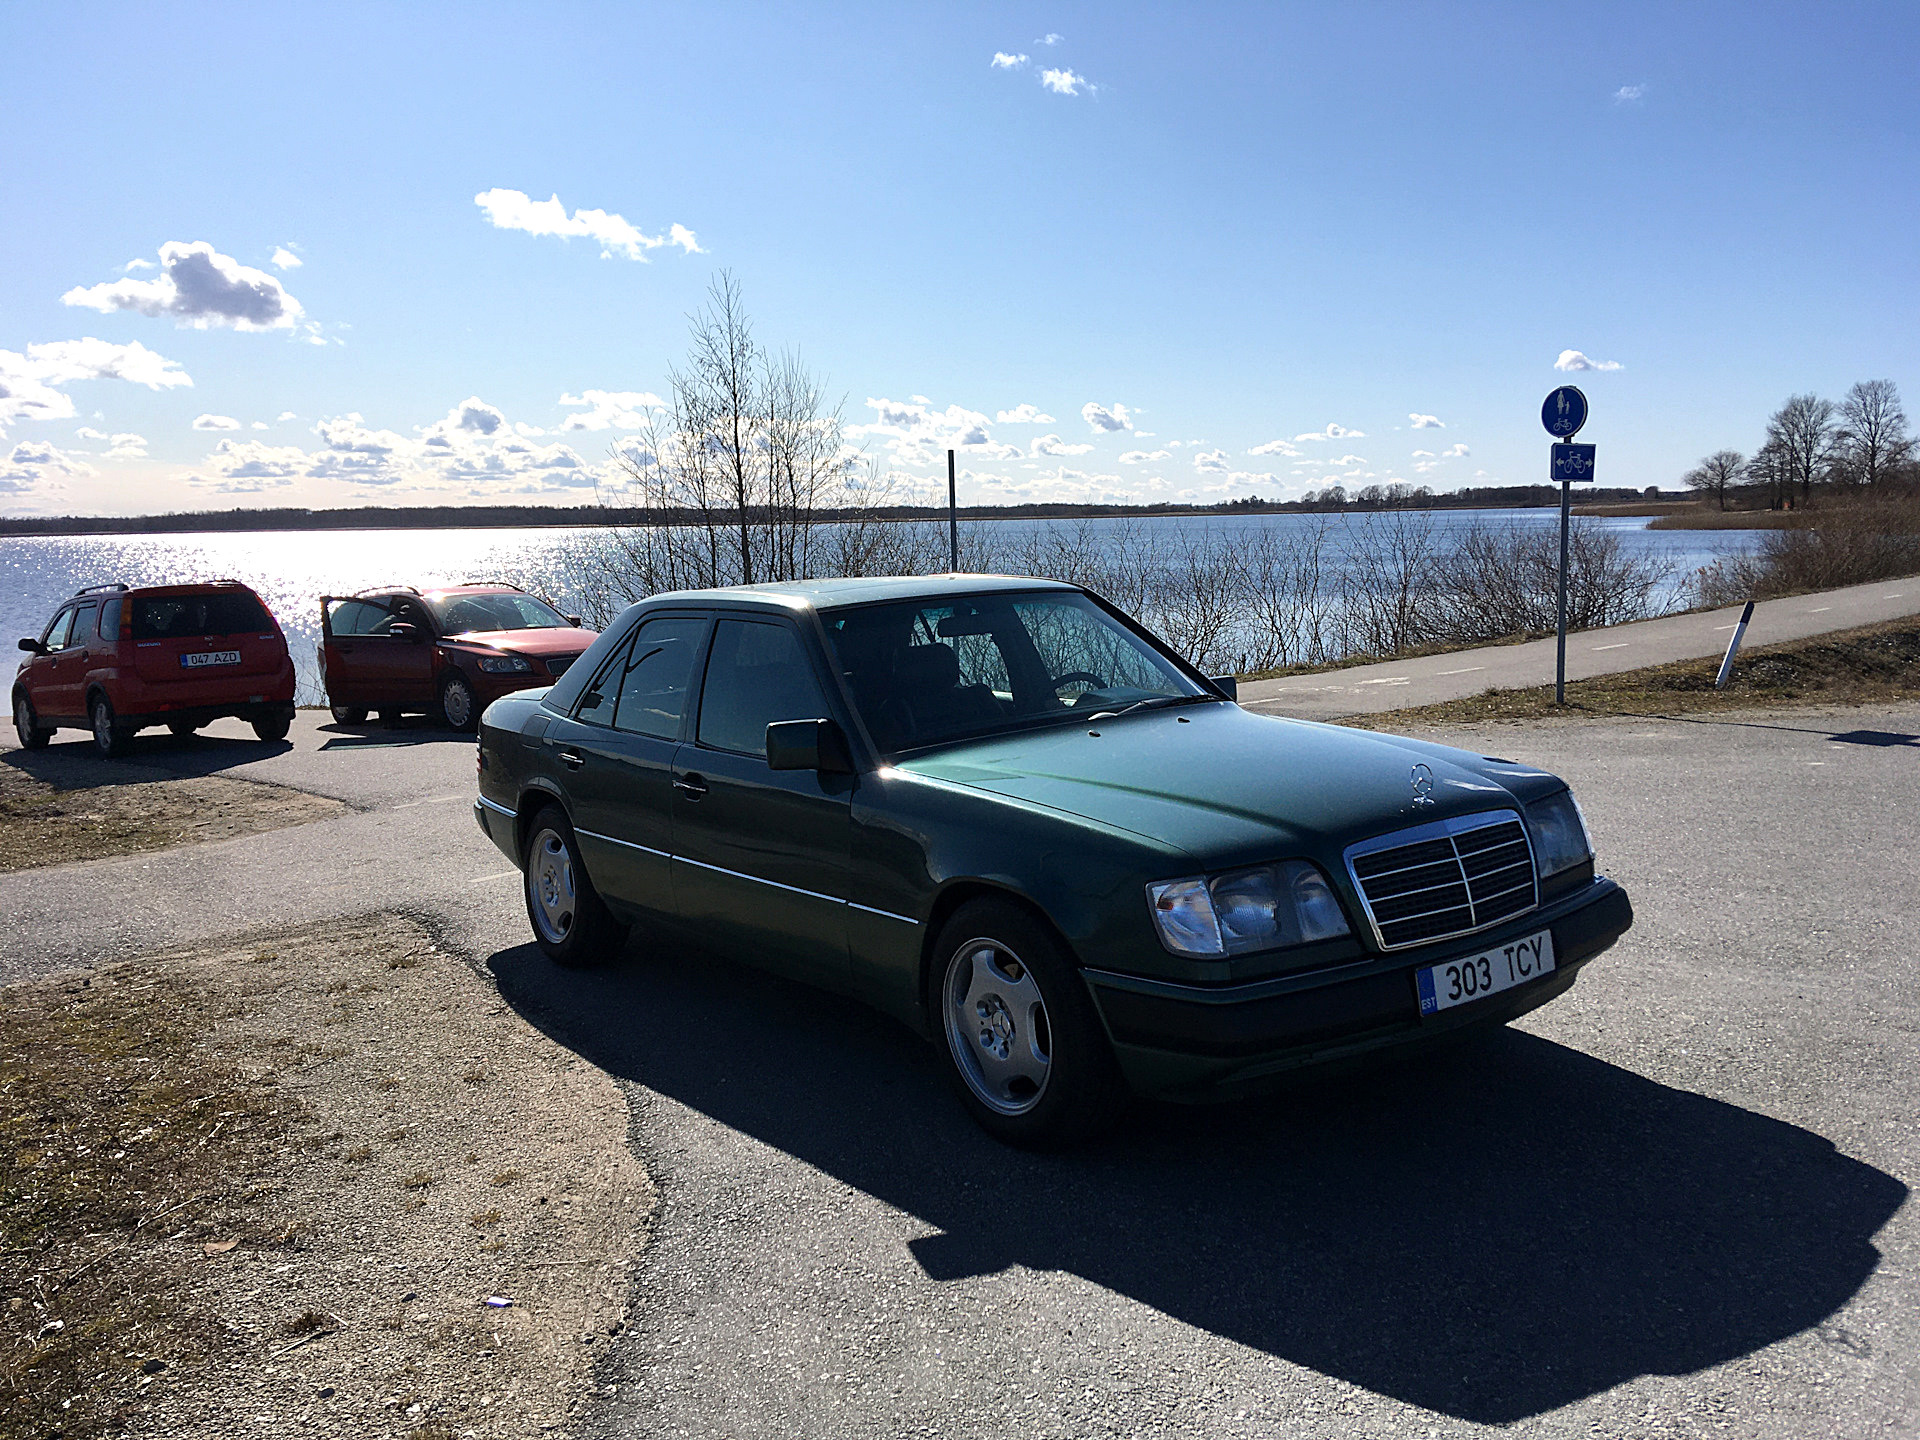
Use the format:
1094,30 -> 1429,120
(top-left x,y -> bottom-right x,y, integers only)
575,826 -> 670,859
476,795 -> 516,819
848,901 -> 921,926
674,854 -> 841,906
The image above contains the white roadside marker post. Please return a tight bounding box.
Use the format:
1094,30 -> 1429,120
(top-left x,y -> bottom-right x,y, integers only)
1715,600 -> 1757,689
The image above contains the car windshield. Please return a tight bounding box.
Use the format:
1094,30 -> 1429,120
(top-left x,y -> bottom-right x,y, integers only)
821,589 -> 1209,754
428,592 -> 568,635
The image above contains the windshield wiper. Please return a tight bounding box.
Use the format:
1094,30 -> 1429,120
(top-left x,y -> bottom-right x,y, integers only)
1093,693 -> 1220,719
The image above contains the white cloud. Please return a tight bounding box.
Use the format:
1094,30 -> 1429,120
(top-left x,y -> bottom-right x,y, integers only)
193,414 -> 241,431
1411,449 -> 1436,460
1081,401 -> 1132,432
1443,442 -> 1471,457
1031,433 -> 1094,457
1041,68 -> 1091,96
1118,449 -> 1170,464
1192,448 -> 1231,474
63,242 -> 304,331
251,420 -> 268,430
271,245 -> 303,270
1613,84 -> 1647,103
1039,32 -> 1063,44
558,389 -> 663,431
1331,453 -> 1368,466
474,188 -> 701,261
1554,349 -> 1623,372
992,52 -> 1028,68
994,403 -> 1053,424
106,432 -> 147,459
849,397 -> 996,461
0,338 -> 192,435
1293,422 -> 1365,442
1248,437 -> 1302,458
74,426 -> 108,442
1409,413 -> 1444,428
3,439 -> 95,487
276,411 -> 297,422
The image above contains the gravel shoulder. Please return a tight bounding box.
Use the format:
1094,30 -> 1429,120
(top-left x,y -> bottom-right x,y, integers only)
0,749 -> 347,873
1,912 -> 653,1440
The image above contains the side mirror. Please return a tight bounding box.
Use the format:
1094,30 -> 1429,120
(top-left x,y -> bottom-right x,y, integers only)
387,621 -> 419,642
18,637 -> 46,655
1207,674 -> 1239,701
566,615 -> 583,628
767,718 -> 855,774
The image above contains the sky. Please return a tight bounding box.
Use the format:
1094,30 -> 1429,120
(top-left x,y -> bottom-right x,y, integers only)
3,1 -> 1917,516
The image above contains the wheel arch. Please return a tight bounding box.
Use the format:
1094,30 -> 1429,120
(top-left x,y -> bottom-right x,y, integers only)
917,879 -> 1082,1023
513,781 -> 573,861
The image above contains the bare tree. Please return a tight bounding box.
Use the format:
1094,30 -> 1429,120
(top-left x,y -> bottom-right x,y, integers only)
1681,450 -> 1744,511
1834,379 -> 1913,491
1764,393 -> 1837,507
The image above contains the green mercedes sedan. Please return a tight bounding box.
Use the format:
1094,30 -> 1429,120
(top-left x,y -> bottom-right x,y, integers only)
472,575 -> 1631,1146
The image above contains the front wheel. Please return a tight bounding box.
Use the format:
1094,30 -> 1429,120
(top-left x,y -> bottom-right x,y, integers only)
523,807 -> 628,967
934,898 -> 1124,1149
329,703 -> 367,725
168,720 -> 201,738
439,672 -> 478,732
252,712 -> 291,742
91,695 -> 132,757
13,693 -> 51,750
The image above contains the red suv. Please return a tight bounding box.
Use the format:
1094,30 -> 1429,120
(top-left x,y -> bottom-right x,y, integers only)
318,584 -> 597,732
13,581 -> 297,756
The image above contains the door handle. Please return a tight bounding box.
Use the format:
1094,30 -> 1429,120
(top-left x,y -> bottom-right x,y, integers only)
556,747 -> 584,770
674,773 -> 708,800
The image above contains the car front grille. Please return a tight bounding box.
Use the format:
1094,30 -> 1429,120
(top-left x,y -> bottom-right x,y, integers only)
546,654 -> 580,677
1345,811 -> 1538,951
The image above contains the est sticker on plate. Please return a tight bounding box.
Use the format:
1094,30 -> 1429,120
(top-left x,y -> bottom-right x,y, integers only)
1417,930 -> 1555,1015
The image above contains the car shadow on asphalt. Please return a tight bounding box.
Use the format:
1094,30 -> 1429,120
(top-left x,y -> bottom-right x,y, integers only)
2,733 -> 294,785
486,937 -> 1906,1425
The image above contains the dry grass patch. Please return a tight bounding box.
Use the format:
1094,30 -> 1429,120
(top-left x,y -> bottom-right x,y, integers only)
0,754 -> 345,873
1351,615 -> 1920,729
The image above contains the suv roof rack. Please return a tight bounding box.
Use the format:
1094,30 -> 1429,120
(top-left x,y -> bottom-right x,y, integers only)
351,585 -> 422,597
452,580 -> 526,591
71,583 -> 129,596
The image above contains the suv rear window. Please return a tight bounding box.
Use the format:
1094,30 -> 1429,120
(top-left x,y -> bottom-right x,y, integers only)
132,591 -> 273,640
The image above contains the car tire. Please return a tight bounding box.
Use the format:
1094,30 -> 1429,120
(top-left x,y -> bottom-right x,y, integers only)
90,694 -> 132,758
932,897 -> 1124,1149
439,672 -> 478,732
13,692 -> 51,750
329,704 -> 368,725
523,806 -> 628,967
252,712 -> 292,742
168,720 -> 200,738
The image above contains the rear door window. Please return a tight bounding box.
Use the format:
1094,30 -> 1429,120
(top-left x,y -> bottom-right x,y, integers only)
612,617 -> 707,740
133,591 -> 273,639
68,604 -> 98,648
696,619 -> 830,757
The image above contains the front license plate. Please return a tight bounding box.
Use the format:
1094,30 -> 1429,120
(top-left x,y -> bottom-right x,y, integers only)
181,650 -> 241,668
1417,930 -> 1555,1015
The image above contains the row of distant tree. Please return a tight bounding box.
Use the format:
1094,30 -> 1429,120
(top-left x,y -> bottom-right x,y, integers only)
1681,380 -> 1914,510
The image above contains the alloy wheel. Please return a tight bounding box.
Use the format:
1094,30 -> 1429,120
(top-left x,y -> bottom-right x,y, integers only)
943,938 -> 1054,1115
527,827 -> 577,944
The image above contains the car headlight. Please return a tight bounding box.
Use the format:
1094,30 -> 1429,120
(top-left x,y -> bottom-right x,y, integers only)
477,655 -> 533,674
1147,861 -> 1351,957
1525,790 -> 1592,877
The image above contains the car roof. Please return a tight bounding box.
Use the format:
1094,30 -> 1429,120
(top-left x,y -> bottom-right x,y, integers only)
643,573 -> 1079,613
75,580 -> 261,599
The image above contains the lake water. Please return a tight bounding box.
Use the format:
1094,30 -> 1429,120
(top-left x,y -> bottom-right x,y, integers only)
0,511 -> 1762,703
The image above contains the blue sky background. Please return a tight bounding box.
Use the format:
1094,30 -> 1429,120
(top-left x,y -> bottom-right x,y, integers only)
3,1 -> 1916,514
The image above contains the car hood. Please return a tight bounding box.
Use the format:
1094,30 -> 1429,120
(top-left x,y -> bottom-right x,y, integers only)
896,701 -> 1562,863
440,626 -> 596,656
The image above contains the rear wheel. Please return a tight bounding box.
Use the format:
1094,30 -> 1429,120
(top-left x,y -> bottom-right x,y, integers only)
933,897 -> 1124,1149
329,704 -> 367,725
168,720 -> 201,738
252,712 -> 291,742
523,806 -> 627,967
440,672 -> 478,732
13,693 -> 51,750
90,695 -> 132,758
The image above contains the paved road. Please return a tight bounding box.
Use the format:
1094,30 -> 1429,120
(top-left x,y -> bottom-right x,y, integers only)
1238,575 -> 1920,720
2,704 -> 1916,1437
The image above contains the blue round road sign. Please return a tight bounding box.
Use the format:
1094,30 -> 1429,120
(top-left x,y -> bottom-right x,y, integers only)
1542,386 -> 1588,438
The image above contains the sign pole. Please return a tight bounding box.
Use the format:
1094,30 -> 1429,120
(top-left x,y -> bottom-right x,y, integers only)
1539,385 -> 1592,708
1555,478 -> 1571,705
947,449 -> 959,572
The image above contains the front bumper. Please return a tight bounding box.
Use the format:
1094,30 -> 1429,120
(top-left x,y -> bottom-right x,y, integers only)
1085,876 -> 1632,1100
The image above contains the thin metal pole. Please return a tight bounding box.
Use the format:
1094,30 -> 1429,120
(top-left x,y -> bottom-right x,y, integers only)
1715,600 -> 1756,688
1555,477 -> 1571,705
947,449 -> 959,572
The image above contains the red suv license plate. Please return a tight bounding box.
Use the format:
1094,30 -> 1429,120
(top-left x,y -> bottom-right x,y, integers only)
181,650 -> 242,668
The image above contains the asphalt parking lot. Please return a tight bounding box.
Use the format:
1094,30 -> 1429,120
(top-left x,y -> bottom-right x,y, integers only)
2,705 -> 1915,1438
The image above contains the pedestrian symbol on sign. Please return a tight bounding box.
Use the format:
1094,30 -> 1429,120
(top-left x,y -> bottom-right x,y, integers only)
1541,386 -> 1588,438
